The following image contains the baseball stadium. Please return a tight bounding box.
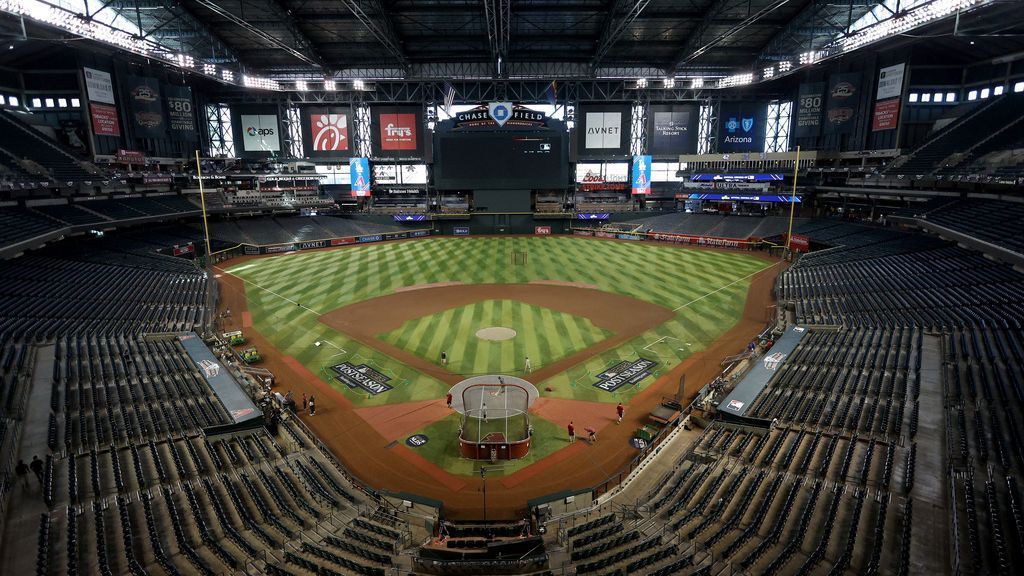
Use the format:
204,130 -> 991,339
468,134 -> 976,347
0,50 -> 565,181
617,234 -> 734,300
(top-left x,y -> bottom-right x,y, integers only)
0,2 -> 1023,576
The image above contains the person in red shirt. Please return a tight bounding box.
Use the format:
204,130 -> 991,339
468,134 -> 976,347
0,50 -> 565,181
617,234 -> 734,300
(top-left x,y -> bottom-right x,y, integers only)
446,392 -> 453,409
567,421 -> 575,443
616,402 -> 624,424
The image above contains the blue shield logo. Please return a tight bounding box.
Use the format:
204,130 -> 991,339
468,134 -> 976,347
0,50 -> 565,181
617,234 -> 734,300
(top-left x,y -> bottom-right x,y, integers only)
488,101 -> 513,127
725,117 -> 739,133
742,117 -> 754,132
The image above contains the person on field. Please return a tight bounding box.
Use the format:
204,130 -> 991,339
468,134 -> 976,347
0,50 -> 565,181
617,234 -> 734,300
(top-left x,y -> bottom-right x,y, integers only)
308,395 -> 316,416
586,427 -> 597,443
440,351 -> 447,366
302,392 -> 308,412
616,402 -> 625,424
567,421 -> 575,443
446,392 -> 453,409
524,356 -> 532,373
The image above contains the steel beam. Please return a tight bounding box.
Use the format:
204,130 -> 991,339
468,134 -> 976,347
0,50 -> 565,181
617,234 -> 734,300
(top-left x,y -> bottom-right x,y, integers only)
483,0 -> 512,77
335,0 -> 409,71
592,0 -> 653,70
191,0 -> 327,69
667,0 -> 796,73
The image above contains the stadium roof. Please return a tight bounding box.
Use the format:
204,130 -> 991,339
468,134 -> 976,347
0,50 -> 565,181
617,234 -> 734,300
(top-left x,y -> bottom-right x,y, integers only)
0,0 -> 1020,87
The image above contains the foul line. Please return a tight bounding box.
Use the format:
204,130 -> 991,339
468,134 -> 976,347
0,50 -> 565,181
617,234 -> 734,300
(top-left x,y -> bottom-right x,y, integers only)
672,261 -> 781,312
215,266 -> 323,316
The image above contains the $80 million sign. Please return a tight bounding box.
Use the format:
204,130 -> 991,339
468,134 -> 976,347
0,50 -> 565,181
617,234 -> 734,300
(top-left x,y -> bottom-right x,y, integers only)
311,114 -> 348,151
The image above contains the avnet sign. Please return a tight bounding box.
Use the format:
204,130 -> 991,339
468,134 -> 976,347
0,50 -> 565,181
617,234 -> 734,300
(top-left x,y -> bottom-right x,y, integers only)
593,358 -> 657,392
332,362 -> 393,395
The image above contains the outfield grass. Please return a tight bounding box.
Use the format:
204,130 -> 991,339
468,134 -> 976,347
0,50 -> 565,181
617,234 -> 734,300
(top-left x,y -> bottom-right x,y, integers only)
408,412 -> 568,477
379,299 -> 611,375
227,236 -> 769,407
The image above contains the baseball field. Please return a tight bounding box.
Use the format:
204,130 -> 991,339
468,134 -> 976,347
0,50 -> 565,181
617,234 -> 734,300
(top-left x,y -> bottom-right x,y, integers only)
216,235 -> 777,514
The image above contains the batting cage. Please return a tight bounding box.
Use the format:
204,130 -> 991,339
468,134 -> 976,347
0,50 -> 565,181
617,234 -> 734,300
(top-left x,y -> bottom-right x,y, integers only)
458,382 -> 532,460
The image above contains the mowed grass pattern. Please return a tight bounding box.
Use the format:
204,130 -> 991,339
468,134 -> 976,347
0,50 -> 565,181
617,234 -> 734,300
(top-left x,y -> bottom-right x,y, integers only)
226,236 -> 771,406
380,300 -> 611,375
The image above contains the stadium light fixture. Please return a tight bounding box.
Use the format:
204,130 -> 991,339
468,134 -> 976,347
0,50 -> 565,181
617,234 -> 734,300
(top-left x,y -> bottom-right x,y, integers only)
691,78 -> 704,89
778,61 -> 792,73
203,63 -> 217,76
295,80 -> 308,91
221,69 -> 234,82
353,79 -> 366,90
663,77 -> 674,89
324,79 -> 336,91
763,66 -> 775,79
718,73 -> 753,88
635,78 -> 648,89
1015,81 -> 1024,93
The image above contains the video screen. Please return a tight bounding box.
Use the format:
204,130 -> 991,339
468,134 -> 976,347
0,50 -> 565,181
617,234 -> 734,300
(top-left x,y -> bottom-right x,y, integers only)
434,132 -> 568,189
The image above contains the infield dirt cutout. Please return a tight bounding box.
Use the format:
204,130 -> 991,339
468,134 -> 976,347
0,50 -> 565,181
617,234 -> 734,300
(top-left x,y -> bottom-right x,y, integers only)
318,283 -> 675,384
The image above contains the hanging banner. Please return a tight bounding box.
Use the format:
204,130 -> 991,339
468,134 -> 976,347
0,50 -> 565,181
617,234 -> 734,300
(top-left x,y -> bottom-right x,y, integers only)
876,63 -> 906,100
872,98 -> 901,131
90,103 -> 120,137
163,85 -> 197,141
631,155 -> 652,195
718,102 -> 766,153
371,105 -> 423,158
239,114 -> 280,151
577,104 -> 631,157
794,83 -> 825,138
302,107 -> 352,158
350,157 -> 371,197
124,75 -> 164,138
646,104 -> 696,155
83,67 -> 115,104
825,72 -> 862,135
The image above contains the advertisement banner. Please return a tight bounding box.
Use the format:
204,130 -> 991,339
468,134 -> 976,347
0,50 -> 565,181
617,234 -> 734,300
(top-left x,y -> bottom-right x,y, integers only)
684,193 -> 800,203
239,114 -> 280,151
163,85 -> 196,140
592,359 -> 657,392
125,75 -> 164,138
303,107 -> 352,157
794,83 -> 825,138
787,233 -> 810,252
876,63 -> 906,100
379,113 -> 418,150
534,226 -> 552,235
578,104 -> 631,157
646,104 -> 696,155
116,149 -> 145,164
394,214 -> 427,222
90,103 -> 120,137
576,213 -> 610,220
631,155 -> 652,195
83,68 -> 115,104
330,237 -> 357,246
584,111 -> 623,148
454,226 -> 470,235
825,73 -> 862,135
691,173 -> 783,182
872,98 -> 901,131
349,157 -> 370,196
718,102 -> 767,152
649,232 -> 748,249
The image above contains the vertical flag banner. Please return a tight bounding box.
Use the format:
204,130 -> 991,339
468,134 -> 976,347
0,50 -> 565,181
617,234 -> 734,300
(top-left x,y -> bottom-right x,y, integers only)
876,63 -> 906,100
350,157 -> 371,196
545,81 -> 558,106
794,83 -> 825,138
89,103 -> 120,137
825,72 -> 862,135
632,155 -> 652,195
311,113 -> 349,151
647,104 -> 696,154
163,85 -> 197,141
872,98 -> 901,131
125,75 -> 165,138
83,68 -> 115,104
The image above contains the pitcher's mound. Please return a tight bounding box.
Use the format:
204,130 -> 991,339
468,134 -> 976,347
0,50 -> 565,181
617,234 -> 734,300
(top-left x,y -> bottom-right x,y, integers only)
476,327 -> 517,341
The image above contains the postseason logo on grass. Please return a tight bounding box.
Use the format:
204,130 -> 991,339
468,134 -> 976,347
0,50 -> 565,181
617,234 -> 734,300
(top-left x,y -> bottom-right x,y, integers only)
593,358 -> 657,392
332,362 -> 393,395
